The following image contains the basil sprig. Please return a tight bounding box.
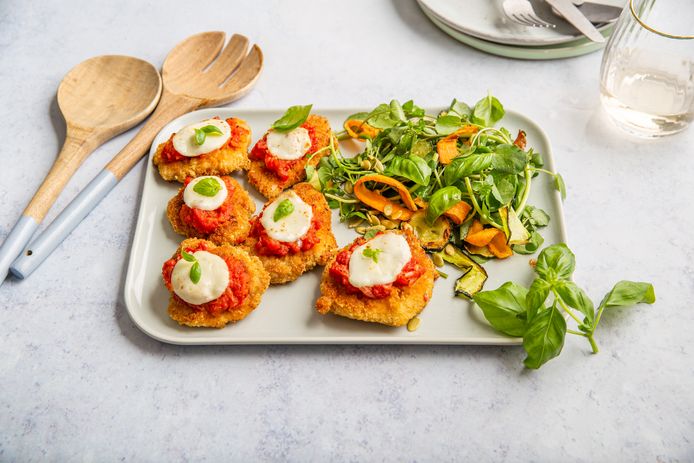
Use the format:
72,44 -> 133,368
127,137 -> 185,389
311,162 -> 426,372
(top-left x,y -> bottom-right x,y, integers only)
473,244 -> 655,369
193,177 -> 222,197
362,247 -> 382,263
193,125 -> 223,146
272,105 -> 312,132
181,250 -> 201,284
273,199 -> 295,222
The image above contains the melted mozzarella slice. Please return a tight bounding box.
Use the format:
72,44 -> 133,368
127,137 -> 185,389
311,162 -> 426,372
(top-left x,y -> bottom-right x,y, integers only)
260,191 -> 313,242
266,127 -> 312,160
183,176 -> 228,211
171,251 -> 229,305
172,118 -> 231,157
348,233 -> 412,288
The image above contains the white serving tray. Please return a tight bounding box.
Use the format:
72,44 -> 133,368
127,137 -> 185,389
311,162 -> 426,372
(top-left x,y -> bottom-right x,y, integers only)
123,107 -> 567,345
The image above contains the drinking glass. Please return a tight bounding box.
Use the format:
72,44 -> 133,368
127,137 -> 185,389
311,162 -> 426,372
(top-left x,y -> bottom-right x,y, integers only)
600,0 -> 694,138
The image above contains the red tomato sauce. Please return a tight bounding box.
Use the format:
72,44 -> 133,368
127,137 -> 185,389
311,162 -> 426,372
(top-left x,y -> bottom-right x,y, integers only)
249,204 -> 320,257
160,118 -> 250,163
161,241 -> 249,314
179,176 -> 236,235
249,123 -> 319,181
329,234 -> 425,299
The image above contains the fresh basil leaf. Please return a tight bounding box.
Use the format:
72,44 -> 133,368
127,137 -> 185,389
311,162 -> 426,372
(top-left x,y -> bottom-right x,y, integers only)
426,186 -> 462,224
362,247 -> 382,263
435,114 -> 462,135
273,199 -> 295,222
390,100 -> 406,122
387,156 -> 432,186
192,177 -> 222,197
554,172 -> 566,200
523,305 -> 566,369
513,231 -> 544,255
201,125 -> 222,135
491,144 -> 527,174
272,104 -> 312,132
448,99 -> 472,119
526,278 -> 551,319
443,153 -> 494,185
555,280 -> 595,325
471,93 -> 505,127
194,128 -> 206,145
535,244 -> 575,283
181,250 -> 196,262
474,282 -> 528,337
598,281 -> 656,310
189,261 -> 201,284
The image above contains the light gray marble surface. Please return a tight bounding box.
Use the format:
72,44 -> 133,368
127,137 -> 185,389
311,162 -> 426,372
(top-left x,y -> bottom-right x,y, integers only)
1,1 -> 692,461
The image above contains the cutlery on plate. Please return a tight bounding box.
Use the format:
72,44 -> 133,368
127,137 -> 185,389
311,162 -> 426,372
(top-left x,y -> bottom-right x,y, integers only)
551,1 -> 622,24
9,31 -> 263,281
544,0 -> 606,42
504,0 -> 621,30
502,0 -> 556,28
0,56 -> 162,284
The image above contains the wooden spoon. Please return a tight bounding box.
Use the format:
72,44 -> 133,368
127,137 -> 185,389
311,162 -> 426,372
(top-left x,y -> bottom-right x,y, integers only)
0,55 -> 161,282
9,32 -> 263,281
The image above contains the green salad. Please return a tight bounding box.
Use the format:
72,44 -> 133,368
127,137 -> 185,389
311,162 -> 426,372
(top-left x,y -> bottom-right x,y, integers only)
307,94 -> 564,297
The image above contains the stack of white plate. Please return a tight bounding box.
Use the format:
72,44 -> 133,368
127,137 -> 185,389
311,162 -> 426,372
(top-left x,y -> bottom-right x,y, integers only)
418,0 -> 616,60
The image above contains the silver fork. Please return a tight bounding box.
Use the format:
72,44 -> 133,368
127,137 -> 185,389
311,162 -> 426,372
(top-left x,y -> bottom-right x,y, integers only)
502,0 -> 556,28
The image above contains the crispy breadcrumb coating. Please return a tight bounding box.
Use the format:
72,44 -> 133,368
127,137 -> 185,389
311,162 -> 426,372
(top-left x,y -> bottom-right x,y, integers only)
166,176 -> 255,246
247,115 -> 333,199
166,238 -> 270,328
315,229 -> 436,327
153,118 -> 251,183
243,183 -> 337,284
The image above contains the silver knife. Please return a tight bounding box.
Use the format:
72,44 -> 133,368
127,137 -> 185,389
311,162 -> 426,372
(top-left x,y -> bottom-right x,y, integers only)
576,2 -> 622,23
545,0 -> 606,42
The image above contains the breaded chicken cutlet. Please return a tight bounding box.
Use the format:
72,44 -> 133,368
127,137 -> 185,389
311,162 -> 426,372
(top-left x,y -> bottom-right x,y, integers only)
248,114 -> 333,199
244,182 -> 337,284
153,117 -> 251,183
166,175 -> 255,246
162,238 -> 270,328
316,229 -> 436,327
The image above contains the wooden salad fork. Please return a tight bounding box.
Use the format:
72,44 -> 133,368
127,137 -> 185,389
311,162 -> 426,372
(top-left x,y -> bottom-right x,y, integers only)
8,31 -> 263,282
0,55 -> 162,284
